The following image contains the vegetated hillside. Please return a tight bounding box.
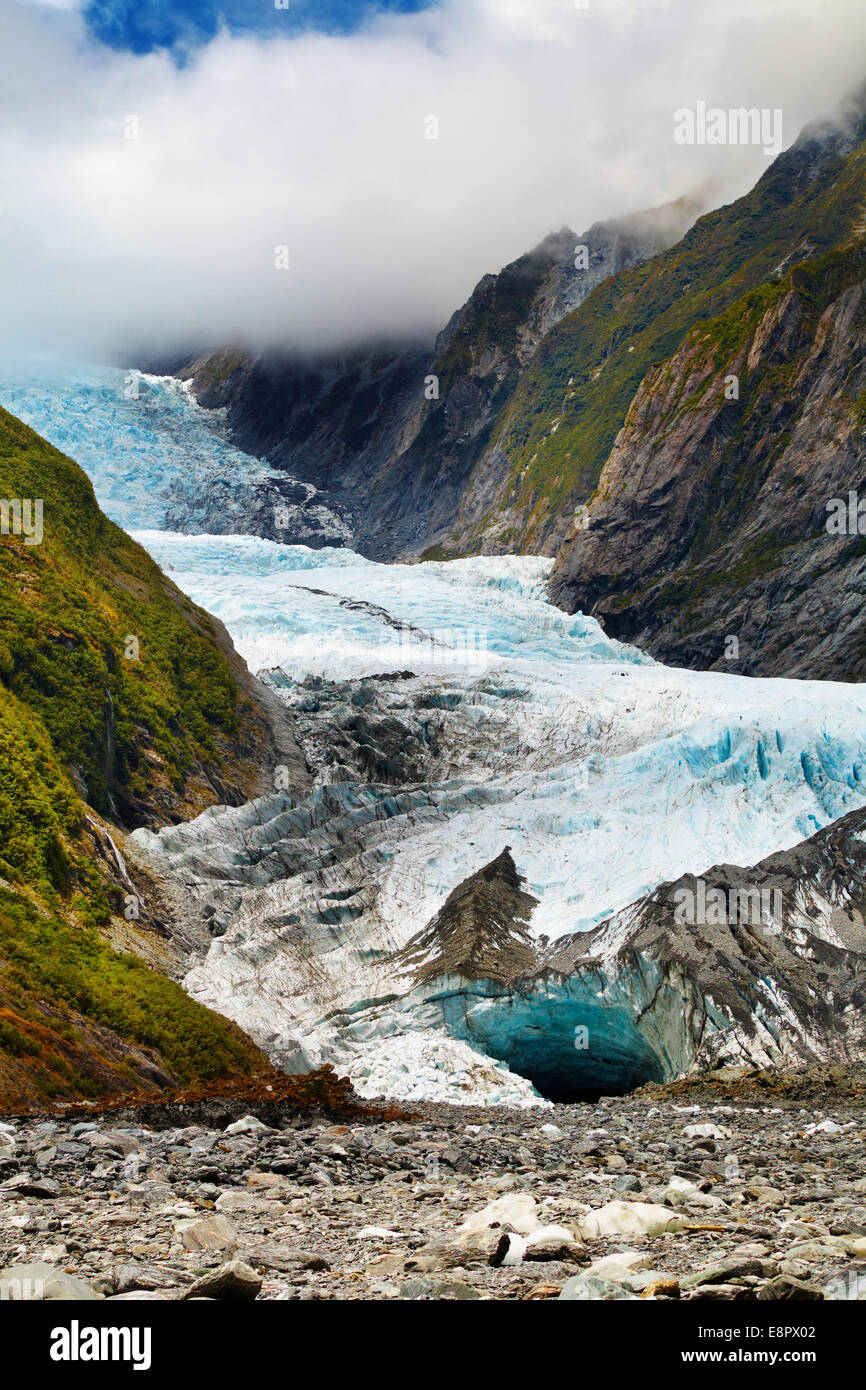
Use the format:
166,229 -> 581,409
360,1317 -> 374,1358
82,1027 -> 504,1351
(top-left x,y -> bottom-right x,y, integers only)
0,875 -> 270,1109
0,407 -> 280,828
173,198 -> 699,558
548,237 -> 866,679
444,101 -> 866,558
0,409 -> 292,1105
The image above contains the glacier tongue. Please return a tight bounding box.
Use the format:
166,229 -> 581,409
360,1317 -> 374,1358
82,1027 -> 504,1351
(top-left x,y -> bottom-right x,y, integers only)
128,533 -> 866,1104
0,363 -> 352,545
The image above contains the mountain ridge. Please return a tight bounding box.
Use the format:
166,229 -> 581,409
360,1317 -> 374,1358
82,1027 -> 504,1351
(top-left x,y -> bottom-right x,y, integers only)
169,195 -> 701,559
166,92 -> 866,681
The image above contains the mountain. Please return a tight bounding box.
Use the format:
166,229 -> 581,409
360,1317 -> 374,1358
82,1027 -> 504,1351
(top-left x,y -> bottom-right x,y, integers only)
171,94 -> 866,682
171,197 -> 700,559
546,126 -> 866,677
453,105 -> 866,562
532,800 -> 866,1092
548,236 -> 866,677
0,408 -> 308,1105
400,804 -> 866,1097
397,847 -> 538,987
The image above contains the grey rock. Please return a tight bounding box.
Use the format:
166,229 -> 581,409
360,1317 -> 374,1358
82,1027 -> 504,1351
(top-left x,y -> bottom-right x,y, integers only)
1,1175 -> 60,1198
559,1274 -> 639,1301
0,1262 -> 102,1301
87,1130 -> 142,1156
175,1214 -> 239,1253
612,1174 -> 642,1193
757,1276 -> 824,1301
681,1258 -> 778,1290
400,1277 -> 482,1300
182,1259 -> 263,1302
405,1227 -> 509,1272
112,1263 -> 193,1295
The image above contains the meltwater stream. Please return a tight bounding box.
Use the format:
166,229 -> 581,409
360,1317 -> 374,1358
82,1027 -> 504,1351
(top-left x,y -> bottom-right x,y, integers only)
6,363 -> 866,1105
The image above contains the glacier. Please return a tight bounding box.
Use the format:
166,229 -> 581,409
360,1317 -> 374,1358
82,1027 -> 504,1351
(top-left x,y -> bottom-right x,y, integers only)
128,533 -> 866,1105
7,363 -> 866,1106
0,361 -> 351,545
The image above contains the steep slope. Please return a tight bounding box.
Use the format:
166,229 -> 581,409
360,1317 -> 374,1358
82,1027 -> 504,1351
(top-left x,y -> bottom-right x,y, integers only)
397,847 -> 538,986
0,879 -> 269,1109
0,406 -> 302,827
449,100 -> 866,559
396,802 -> 866,1098
173,198 -> 699,558
0,409 -> 303,1106
548,239 -> 866,678
529,800 -> 866,1091
170,94 -> 866,598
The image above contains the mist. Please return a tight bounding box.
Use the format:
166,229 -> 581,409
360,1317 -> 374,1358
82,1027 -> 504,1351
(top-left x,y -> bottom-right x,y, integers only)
2,0 -> 866,361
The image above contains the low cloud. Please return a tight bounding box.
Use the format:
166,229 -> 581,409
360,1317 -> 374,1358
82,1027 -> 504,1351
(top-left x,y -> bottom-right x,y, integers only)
3,0 -> 866,360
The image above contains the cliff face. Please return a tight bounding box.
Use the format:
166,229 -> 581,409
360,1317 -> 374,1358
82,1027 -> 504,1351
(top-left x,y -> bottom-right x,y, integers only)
174,200 -> 698,559
541,801 -> 866,1084
548,241 -> 866,679
396,847 -> 539,987
455,107 -> 866,564
402,804 -> 866,1093
172,100 -> 866,671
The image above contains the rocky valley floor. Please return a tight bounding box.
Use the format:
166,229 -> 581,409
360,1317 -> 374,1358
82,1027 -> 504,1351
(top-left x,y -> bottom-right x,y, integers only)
2,1072 -> 866,1302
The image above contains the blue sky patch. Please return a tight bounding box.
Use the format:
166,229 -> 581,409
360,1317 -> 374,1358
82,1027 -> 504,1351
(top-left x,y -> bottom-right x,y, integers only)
83,0 -> 437,57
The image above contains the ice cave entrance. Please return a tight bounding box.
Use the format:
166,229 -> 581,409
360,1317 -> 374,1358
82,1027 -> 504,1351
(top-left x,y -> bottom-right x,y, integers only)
443,989 -> 669,1102
497,1021 -> 666,1102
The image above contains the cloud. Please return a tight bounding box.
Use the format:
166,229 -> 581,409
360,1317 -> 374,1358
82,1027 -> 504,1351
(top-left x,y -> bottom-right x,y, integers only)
2,0 -> 866,361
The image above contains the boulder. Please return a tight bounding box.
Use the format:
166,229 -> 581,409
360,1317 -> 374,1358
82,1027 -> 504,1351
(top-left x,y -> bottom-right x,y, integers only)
0,1262 -> 102,1301
182,1259 -> 262,1301
579,1201 -> 686,1240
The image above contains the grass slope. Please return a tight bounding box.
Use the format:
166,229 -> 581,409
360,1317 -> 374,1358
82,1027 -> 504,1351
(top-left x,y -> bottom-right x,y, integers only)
0,409 -> 274,1106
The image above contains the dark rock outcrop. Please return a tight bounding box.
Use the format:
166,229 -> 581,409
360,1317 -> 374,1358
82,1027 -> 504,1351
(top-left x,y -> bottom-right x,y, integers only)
395,810 -> 866,1095
397,847 -> 538,986
172,200 -> 699,559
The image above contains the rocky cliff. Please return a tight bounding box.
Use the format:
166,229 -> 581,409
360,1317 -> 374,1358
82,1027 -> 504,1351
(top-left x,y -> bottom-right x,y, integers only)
474,101 -> 866,562
172,199 -> 699,559
547,240 -> 866,678
158,95 -> 866,683
532,801 -> 866,1091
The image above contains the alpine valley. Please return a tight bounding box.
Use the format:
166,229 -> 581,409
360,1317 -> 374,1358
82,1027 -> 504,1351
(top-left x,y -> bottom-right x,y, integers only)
4,87 -> 866,1307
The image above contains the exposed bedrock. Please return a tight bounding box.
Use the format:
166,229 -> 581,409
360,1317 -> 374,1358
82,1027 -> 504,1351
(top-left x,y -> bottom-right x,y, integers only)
170,198 -> 699,560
